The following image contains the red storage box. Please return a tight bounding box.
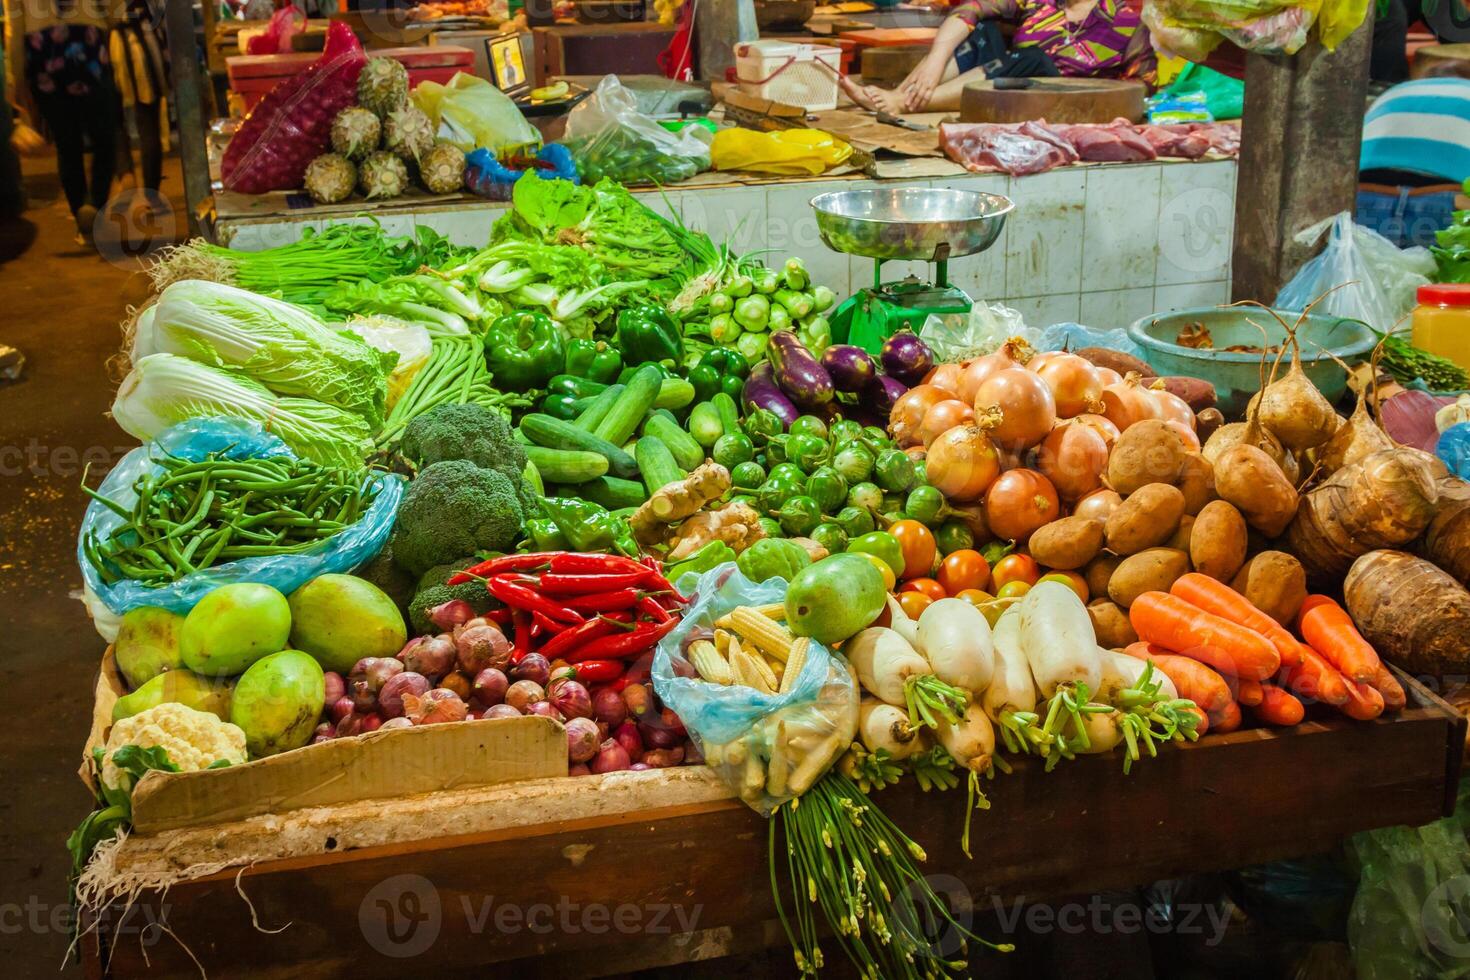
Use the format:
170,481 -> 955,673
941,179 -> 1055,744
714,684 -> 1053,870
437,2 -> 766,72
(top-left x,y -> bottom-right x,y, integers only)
227,45 -> 476,113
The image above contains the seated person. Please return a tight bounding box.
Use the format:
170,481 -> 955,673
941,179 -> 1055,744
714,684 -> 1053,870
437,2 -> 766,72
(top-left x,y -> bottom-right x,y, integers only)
1357,74 -> 1470,248
839,0 -> 1156,115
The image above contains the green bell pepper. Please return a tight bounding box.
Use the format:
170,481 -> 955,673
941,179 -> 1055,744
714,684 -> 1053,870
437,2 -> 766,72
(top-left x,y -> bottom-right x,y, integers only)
540,392 -> 582,420
524,518 -> 570,551
564,339 -> 623,385
538,497 -> 638,557
688,348 -> 750,401
485,311 -> 565,390
615,305 -> 684,367
848,531 -> 905,578
664,540 -> 737,585
545,374 -> 609,400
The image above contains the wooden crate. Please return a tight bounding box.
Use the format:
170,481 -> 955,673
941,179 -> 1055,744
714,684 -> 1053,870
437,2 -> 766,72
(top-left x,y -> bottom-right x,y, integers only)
80,670 -> 1463,979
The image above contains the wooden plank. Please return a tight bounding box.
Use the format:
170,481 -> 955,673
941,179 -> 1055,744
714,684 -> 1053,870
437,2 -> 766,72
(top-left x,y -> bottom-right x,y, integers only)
165,0 -> 213,237
87,702 -> 1460,979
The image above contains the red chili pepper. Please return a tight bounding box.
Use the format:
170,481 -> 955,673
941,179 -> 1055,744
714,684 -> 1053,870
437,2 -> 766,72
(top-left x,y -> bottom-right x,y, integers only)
609,675 -> 633,692
537,571 -> 656,594
532,611 -> 567,635
560,588 -> 641,613
636,595 -> 672,623
486,574 -> 584,624
568,660 -> 624,684
446,553 -> 556,585
548,552 -> 648,575
483,607 -> 512,625
511,609 -> 532,663
640,571 -> 688,604
566,617 -> 679,664
538,611 -> 634,661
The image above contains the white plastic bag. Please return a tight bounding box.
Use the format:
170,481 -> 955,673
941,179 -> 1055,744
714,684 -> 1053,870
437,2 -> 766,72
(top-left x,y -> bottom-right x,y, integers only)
1275,212 -> 1435,332
560,75 -> 711,185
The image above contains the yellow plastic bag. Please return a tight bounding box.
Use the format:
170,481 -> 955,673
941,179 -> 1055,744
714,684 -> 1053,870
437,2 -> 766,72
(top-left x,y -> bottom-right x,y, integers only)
412,72 -> 540,156
1317,0 -> 1370,50
710,127 -> 853,176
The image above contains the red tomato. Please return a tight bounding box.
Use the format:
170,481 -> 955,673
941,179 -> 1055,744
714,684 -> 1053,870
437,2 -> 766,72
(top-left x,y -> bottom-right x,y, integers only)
897,590 -> 935,619
1038,571 -> 1088,603
900,577 -> 947,602
992,553 -> 1040,590
937,549 -> 991,596
890,519 -> 937,581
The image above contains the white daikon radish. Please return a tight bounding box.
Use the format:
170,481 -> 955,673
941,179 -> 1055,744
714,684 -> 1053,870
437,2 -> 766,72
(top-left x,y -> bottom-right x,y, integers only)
916,598 -> 995,694
932,701 -> 997,858
982,607 -> 1045,755
846,626 -> 969,731
1095,648 -> 1178,703
885,595 -> 919,647
1018,581 -> 1105,751
858,700 -> 922,760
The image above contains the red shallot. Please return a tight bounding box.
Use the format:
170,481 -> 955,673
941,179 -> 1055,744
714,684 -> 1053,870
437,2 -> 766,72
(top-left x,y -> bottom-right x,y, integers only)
565,717 -> 601,763
379,671 -> 430,718
403,688 -> 467,725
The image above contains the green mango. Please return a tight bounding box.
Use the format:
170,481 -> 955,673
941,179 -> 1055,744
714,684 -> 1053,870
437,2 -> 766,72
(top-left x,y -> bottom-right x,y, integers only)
229,650 -> 325,758
115,606 -> 185,689
784,554 -> 887,646
288,574 -> 407,674
112,669 -> 233,723
180,584 -> 292,677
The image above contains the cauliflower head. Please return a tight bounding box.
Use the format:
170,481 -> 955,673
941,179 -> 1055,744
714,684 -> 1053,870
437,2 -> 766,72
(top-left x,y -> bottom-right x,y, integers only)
101,702 -> 248,795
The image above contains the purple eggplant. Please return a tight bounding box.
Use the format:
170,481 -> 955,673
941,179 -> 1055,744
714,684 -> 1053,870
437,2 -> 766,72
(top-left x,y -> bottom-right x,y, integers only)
742,362 -> 800,429
767,330 -> 834,411
820,344 -> 878,394
880,331 -> 934,387
865,374 -> 908,419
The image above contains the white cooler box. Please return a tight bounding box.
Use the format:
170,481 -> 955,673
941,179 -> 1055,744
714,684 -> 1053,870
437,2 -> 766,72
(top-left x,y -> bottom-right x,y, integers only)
735,40 -> 842,112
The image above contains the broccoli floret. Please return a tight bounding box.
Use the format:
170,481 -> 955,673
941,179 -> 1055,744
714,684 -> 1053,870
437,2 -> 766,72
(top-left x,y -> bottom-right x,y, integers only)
401,403 -> 528,488
407,558 -> 496,635
355,539 -> 417,613
392,460 -> 524,576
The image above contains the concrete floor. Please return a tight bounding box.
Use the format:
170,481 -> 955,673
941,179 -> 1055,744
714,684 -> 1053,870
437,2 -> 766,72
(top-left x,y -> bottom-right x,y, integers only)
0,150 -> 185,977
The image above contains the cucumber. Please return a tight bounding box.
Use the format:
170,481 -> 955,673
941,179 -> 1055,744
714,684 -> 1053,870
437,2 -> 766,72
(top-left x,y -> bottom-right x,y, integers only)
635,436 -> 685,495
643,412 -> 705,471
522,459 -> 544,498
573,475 -> 648,510
574,383 -> 624,432
654,377 -> 697,411
525,445 -> 608,484
712,392 -> 741,436
595,364 -> 663,448
688,401 -> 724,449
521,413 -> 639,480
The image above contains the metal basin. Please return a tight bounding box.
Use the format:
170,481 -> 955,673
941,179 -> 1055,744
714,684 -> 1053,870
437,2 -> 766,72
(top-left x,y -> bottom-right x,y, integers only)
810,188 -> 1013,263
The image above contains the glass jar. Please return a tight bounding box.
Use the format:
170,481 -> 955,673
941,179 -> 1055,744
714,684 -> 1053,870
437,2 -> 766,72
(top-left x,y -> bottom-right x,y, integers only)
1411,284 -> 1470,371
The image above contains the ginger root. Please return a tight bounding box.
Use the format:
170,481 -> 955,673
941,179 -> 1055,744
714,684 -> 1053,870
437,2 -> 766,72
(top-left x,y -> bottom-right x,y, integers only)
631,462 -> 731,545
665,501 -> 765,560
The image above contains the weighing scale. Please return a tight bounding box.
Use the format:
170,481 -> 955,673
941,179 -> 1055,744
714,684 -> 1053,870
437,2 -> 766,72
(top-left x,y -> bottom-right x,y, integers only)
810,188 -> 1014,354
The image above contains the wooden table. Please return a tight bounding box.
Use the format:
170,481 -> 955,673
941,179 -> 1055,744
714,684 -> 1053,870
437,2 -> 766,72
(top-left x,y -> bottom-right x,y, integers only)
79,671 -> 1463,980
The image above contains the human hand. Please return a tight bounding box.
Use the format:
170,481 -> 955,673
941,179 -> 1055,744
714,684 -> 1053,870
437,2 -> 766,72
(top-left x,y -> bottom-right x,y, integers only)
898,58 -> 945,113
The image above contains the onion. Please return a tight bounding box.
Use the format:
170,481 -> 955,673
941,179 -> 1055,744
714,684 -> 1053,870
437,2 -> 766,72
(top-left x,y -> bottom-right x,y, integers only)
525,700 -> 565,722
549,679 -> 594,720
984,468 -> 1061,542
379,671 -> 430,718
974,368 -> 1057,450
565,717 -> 600,763
1072,488 -> 1123,523
323,672 -> 346,705
1149,387 -> 1196,431
612,720 -> 643,763
1035,353 -> 1103,418
312,721 -> 335,743
379,716 -> 412,732
640,746 -> 686,768
428,598 -> 476,631
455,623 -> 511,675
1165,419 -> 1201,452
591,738 -> 632,774
329,695 -> 355,723
505,679 -> 545,712
1027,351 -> 1061,375
639,717 -> 681,749
958,338 -> 1032,404
1037,421 -> 1109,501
1094,366 -> 1123,386
890,384 -> 950,446
918,398 -> 975,447
510,653 -> 551,687
335,713 -> 367,737
481,704 -> 521,720
473,668 -> 508,705
569,762 -> 592,776
361,714 -> 383,734
593,687 -> 628,726
352,657 -> 403,694
628,762 -> 651,771
1100,376 -> 1158,432
926,362 -> 965,396
402,688 -> 467,725
400,635 -> 456,679
1073,413 -> 1121,447
926,424 -> 1002,502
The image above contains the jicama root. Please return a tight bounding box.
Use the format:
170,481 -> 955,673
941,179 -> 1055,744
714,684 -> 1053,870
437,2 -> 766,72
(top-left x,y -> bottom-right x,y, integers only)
663,500 -> 765,560
1345,550 -> 1470,676
1318,345 -> 1393,477
1285,448 -> 1441,584
630,462 -> 731,544
1422,493 -> 1470,588
1247,309 -> 1341,452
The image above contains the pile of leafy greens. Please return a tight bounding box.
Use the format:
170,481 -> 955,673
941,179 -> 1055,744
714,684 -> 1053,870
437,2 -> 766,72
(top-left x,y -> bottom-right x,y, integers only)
1431,179 -> 1470,284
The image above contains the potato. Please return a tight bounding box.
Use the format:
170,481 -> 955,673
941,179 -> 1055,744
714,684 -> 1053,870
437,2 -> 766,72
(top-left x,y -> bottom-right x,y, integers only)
1230,551 -> 1307,625
1106,420 -> 1189,496
1175,453 -> 1216,516
1108,548 -> 1191,608
1087,599 -> 1138,649
1166,514 -> 1195,552
1028,516 -> 1104,570
1190,501 -> 1248,582
1105,483 -> 1186,555
1214,444 -> 1299,537
1085,554 -> 1123,599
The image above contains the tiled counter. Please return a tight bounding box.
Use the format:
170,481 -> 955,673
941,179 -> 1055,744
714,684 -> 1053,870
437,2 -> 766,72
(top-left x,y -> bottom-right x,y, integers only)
217,158 -> 1237,330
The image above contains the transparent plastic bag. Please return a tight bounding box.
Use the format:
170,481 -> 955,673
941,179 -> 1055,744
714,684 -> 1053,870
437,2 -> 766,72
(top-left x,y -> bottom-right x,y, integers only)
710,127 -> 852,176
920,303 -> 1031,362
1037,322 -> 1148,359
411,72 -> 540,155
560,75 -> 711,185
78,418 -> 403,626
654,564 -> 859,815
1275,212 -> 1436,333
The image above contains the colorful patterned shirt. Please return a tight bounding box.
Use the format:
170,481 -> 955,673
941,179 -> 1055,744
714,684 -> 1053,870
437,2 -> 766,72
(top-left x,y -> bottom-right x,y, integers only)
950,0 -> 1156,83
25,23 -> 111,97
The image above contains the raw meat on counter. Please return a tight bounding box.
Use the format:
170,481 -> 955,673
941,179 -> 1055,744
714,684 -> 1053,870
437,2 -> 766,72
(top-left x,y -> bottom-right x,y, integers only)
939,118 -> 1241,176
1136,124 -> 1212,159
1060,120 -> 1157,162
939,123 -> 1076,176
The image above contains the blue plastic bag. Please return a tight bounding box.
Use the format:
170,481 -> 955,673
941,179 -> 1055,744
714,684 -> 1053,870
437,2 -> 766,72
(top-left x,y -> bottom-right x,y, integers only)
1438,423 -> 1470,480
78,417 -> 403,622
464,144 -> 578,201
654,563 -> 859,814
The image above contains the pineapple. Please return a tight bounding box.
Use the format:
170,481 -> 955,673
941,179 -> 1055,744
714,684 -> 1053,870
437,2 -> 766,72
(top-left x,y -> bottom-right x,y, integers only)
383,106 -> 435,163
357,57 -> 408,119
330,107 -> 381,161
418,141 -> 466,194
302,153 -> 356,205
358,151 -> 408,200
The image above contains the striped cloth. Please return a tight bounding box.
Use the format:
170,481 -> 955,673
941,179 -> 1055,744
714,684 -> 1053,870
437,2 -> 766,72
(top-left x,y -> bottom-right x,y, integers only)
951,0 -> 1155,82
1361,78 -> 1470,184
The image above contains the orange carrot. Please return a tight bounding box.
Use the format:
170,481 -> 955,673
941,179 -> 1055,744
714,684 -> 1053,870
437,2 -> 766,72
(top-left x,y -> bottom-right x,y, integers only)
1370,664 -> 1407,712
1123,641 -> 1232,714
1298,594 -> 1334,617
1181,705 -> 1209,736
1211,699 -> 1242,733
1130,590 -> 1281,680
1276,649 -> 1351,706
1171,573 -> 1303,670
1338,679 -> 1385,721
1226,676 -> 1264,707
1296,594 -> 1381,684
1252,683 -> 1305,726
